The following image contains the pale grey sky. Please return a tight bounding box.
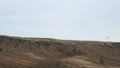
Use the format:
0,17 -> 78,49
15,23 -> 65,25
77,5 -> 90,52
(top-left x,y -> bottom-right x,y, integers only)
0,0 -> 120,41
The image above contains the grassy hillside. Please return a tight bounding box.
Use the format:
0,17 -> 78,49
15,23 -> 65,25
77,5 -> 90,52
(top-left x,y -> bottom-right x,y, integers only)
0,35 -> 120,68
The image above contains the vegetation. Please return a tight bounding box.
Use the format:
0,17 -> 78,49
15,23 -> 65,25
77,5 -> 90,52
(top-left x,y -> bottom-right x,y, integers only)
33,59 -> 68,68
0,48 -> 3,52
0,35 -> 120,68
99,58 -> 105,64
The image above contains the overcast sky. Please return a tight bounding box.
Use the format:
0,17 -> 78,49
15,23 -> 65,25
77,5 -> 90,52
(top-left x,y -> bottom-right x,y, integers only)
0,0 -> 120,42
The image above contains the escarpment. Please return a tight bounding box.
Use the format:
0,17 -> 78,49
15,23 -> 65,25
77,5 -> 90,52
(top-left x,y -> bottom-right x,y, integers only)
0,35 -> 120,68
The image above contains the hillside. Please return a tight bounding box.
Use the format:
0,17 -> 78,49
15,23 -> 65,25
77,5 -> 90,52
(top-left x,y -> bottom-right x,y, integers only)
0,35 -> 120,68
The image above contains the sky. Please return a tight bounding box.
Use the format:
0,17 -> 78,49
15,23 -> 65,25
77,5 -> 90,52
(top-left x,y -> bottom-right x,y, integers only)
0,0 -> 120,42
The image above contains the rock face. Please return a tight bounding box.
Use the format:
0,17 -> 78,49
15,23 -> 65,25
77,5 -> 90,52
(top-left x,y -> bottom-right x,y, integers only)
0,35 -> 120,68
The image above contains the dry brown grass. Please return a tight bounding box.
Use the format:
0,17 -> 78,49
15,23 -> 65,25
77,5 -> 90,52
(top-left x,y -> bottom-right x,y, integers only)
0,35 -> 120,68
